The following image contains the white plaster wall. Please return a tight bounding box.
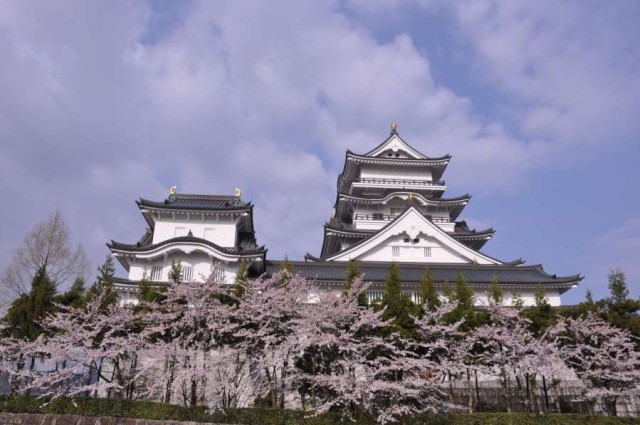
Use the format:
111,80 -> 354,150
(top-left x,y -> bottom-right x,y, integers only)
127,251 -> 238,284
315,287 -> 561,307
359,165 -> 432,181
475,290 -> 562,307
354,234 -> 471,263
152,217 -> 238,246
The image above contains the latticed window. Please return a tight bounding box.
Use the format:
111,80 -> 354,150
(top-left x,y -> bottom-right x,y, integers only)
174,226 -> 187,237
151,266 -> 163,281
367,291 -> 384,304
204,228 -> 215,241
424,247 -> 432,257
210,264 -> 225,283
183,266 -> 194,282
392,246 -> 400,256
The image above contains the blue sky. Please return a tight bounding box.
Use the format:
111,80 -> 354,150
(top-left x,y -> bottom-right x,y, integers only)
0,0 -> 638,304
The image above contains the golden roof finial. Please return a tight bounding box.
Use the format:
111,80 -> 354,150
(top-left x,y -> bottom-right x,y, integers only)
234,187 -> 243,198
390,121 -> 398,134
168,185 -> 177,196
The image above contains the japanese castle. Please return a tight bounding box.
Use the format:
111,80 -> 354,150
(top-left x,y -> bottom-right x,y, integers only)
108,123 -> 581,305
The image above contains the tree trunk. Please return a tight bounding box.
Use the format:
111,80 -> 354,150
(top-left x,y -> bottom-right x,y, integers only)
190,378 -> 198,406
164,356 -> 175,404
466,368 -> 474,412
542,375 -> 550,413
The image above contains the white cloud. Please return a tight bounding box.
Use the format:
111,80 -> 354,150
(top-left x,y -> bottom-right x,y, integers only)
0,0 -> 637,290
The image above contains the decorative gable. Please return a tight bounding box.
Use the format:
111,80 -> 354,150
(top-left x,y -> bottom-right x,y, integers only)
326,207 -> 500,265
365,134 -> 426,159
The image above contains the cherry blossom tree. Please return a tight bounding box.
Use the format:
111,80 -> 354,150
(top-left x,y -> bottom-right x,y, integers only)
552,312 -> 640,416
17,289 -> 152,400
225,270 -> 314,409
294,278 -> 451,424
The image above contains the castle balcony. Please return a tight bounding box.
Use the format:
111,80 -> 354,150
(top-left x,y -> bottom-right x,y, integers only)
353,213 -> 453,231
349,178 -> 446,195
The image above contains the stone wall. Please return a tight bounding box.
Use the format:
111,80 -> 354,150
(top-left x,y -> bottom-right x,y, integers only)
0,413 -> 230,425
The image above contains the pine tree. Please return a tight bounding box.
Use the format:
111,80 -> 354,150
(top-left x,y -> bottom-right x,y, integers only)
342,259 -> 367,306
454,272 -> 474,311
168,260 -> 183,284
138,272 -> 161,304
488,275 -> 503,304
381,262 -> 416,337
608,268 -> 629,304
278,256 -> 294,286
55,276 -> 87,308
88,254 -> 117,307
233,259 -> 249,299
524,284 -> 555,336
510,291 -> 524,309
4,266 -> 56,341
419,267 -> 440,311
343,259 -> 361,294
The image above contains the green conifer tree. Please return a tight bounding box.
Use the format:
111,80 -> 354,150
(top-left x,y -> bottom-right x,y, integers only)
488,275 -> 503,304
55,276 -> 87,308
88,254 -> 118,307
454,272 -> 474,311
233,259 -> 249,299
419,267 -> 440,311
608,268 -> 629,304
168,260 -> 183,284
4,266 -> 56,341
381,262 -> 416,337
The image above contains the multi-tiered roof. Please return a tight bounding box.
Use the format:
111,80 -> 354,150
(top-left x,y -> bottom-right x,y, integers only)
290,124 -> 581,301
319,124 -> 494,260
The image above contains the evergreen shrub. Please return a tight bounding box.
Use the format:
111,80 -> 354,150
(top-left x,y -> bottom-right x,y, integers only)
1,396 -> 639,424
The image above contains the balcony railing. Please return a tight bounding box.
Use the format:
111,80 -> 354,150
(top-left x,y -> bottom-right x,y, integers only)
354,213 -> 395,221
352,178 -> 445,187
354,213 -> 451,223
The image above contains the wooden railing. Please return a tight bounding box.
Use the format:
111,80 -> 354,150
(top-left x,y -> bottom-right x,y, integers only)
352,178 -> 445,186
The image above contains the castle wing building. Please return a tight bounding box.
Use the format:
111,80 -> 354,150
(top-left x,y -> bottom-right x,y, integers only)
107,191 -> 266,302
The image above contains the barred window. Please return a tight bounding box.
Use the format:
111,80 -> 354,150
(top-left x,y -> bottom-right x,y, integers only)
392,246 -> 400,257
424,247 -> 432,257
183,266 -> 194,282
151,266 -> 163,281
174,227 -> 187,237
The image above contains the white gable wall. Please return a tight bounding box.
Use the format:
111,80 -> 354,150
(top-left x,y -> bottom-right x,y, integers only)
152,217 -> 238,246
351,234 -> 471,263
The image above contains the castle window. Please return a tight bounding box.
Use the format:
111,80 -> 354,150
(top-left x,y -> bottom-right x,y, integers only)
204,228 -> 215,241
174,227 -> 187,237
183,266 -> 194,282
392,246 -> 400,257
151,266 -> 163,281
424,247 -> 432,258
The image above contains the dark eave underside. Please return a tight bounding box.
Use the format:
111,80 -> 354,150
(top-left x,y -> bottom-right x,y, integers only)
265,260 -> 581,289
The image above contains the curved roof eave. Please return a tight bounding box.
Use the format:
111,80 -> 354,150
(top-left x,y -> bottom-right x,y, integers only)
107,236 -> 267,258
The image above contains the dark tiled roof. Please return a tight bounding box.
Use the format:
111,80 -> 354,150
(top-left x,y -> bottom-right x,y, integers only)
360,133 -> 451,161
265,260 -> 582,291
137,229 -> 153,246
137,194 -> 251,212
108,235 -> 266,256
453,221 -> 495,238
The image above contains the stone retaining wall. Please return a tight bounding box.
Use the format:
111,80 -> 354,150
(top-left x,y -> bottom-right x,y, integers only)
0,413 -> 230,425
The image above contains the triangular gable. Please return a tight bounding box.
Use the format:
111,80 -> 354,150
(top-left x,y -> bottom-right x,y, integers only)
365,134 -> 426,159
326,207 -> 501,265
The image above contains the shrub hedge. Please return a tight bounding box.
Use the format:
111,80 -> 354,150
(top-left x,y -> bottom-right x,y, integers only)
1,395 -> 639,424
